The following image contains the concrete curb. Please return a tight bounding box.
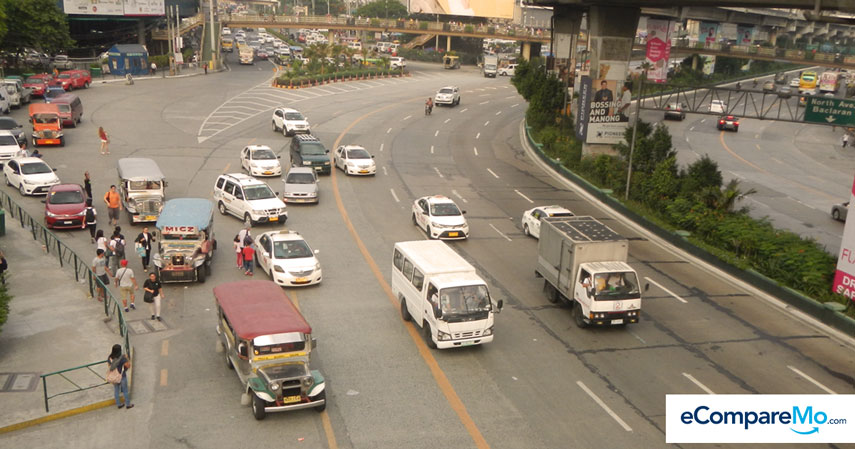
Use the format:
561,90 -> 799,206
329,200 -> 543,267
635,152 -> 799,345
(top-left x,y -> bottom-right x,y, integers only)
95,67 -> 225,84
0,347 -> 134,435
270,72 -> 411,89
517,119 -> 855,348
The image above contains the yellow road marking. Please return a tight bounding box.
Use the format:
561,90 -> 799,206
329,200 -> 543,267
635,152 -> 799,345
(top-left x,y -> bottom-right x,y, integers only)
160,369 -> 168,386
289,289 -> 300,310
330,101 -> 490,449
161,339 -> 169,356
320,411 -> 338,449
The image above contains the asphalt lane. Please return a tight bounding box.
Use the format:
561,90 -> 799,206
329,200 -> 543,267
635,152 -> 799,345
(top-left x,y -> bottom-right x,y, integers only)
2,55 -> 854,449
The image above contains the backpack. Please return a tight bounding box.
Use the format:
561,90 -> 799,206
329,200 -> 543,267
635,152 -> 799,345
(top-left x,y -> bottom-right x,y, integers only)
85,207 -> 95,224
112,238 -> 125,259
243,235 -> 253,247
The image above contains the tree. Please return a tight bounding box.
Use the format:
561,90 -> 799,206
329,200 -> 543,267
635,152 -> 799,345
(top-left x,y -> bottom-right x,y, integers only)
0,0 -> 74,60
356,0 -> 407,19
680,154 -> 722,198
0,2 -> 7,47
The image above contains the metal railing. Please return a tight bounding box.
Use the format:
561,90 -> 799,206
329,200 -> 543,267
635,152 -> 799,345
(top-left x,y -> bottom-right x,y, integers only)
0,191 -> 131,411
39,360 -> 110,412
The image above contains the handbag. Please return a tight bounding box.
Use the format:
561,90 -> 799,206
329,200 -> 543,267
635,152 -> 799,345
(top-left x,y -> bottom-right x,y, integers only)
143,291 -> 154,303
136,244 -> 145,258
106,367 -> 122,385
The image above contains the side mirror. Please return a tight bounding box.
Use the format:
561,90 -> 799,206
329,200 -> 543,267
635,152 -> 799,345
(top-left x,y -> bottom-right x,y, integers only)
311,338 -> 317,349
277,155 -> 281,159
496,299 -> 504,312
462,210 -> 467,215
52,168 -> 57,172
325,149 -> 330,153
238,342 -> 248,358
314,249 -> 319,254
644,283 -> 650,292
274,191 -> 279,196
371,155 -> 375,159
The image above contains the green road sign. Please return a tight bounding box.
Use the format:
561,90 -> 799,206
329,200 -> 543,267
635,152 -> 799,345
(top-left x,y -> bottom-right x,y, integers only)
804,97 -> 855,126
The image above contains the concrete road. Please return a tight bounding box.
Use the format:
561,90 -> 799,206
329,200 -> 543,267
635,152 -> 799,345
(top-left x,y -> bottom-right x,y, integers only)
1,54 -> 853,449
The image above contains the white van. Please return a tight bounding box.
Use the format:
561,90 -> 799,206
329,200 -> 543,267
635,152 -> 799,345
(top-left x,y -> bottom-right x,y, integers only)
392,240 -> 502,349
0,89 -> 9,115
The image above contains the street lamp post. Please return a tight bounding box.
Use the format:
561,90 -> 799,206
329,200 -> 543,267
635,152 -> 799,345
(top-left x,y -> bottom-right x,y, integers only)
625,74 -> 645,200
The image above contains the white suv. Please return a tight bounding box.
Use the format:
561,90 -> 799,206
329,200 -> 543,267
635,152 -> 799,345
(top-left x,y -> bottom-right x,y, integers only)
272,107 -> 310,136
213,173 -> 288,226
254,230 -> 322,287
389,57 -> 406,70
240,145 -> 282,177
0,130 -> 26,166
434,86 -> 460,106
412,195 -> 469,240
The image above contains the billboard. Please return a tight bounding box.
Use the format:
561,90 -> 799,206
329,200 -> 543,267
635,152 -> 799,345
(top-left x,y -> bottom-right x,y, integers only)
833,174 -> 855,304
409,0 -> 514,19
700,21 -> 719,46
736,25 -> 754,45
645,19 -> 672,83
64,0 -> 164,16
586,79 -> 631,145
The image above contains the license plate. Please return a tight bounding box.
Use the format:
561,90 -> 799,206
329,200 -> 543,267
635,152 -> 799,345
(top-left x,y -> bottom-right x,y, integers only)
314,167 -> 322,171
269,216 -> 278,222
263,171 -> 273,175
294,277 -> 308,283
359,170 -> 368,173
611,319 -> 624,325
144,215 -> 156,221
282,395 -> 301,404
460,341 -> 476,346
43,139 -> 58,144
63,221 -> 73,225
448,232 -> 459,237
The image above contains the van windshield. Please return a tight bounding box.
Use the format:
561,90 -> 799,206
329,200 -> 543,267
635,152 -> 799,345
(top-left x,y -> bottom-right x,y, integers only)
244,185 -> 275,200
300,142 -> 326,156
439,285 -> 491,321
591,271 -> 640,300
57,104 -> 71,113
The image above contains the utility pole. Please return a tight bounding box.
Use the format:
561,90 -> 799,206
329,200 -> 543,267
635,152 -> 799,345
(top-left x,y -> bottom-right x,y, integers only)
209,0 -> 217,69
625,74 -> 645,200
167,7 -> 175,75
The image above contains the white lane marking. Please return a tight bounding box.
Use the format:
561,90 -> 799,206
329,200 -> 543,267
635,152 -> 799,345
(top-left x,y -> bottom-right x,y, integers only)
787,366 -> 837,394
473,147 -> 478,156
484,121 -> 490,126
628,329 -> 646,344
770,157 -> 783,164
514,189 -> 534,203
689,126 -> 695,131
754,134 -> 760,139
496,111 -> 502,116
451,189 -> 468,203
434,130 -> 439,137
433,167 -> 444,178
403,115 -> 412,121
479,101 -> 490,105
682,373 -> 715,394
487,168 -> 500,179
479,93 -> 490,97
576,381 -> 633,432
460,108 -> 468,113
379,143 -> 384,152
644,277 -> 688,303
475,132 -> 480,139
390,188 -> 400,203
685,137 -> 690,143
444,118 -> 451,123
430,145 -> 434,154
755,144 -> 762,151
505,95 -> 516,99
700,118 -> 706,123
489,224 -> 512,242
511,103 -> 520,108
387,128 -> 392,134
382,166 -> 388,175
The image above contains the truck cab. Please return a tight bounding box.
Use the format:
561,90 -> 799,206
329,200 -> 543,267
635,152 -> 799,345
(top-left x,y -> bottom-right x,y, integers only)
573,262 -> 641,326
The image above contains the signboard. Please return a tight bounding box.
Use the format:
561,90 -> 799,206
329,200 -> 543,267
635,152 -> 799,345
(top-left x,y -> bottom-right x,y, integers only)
699,21 -> 719,46
804,97 -> 855,126
408,0 -> 513,19
736,25 -> 754,45
832,174 -> 855,304
124,0 -> 165,16
575,76 -> 592,141
162,225 -> 198,235
63,0 -> 164,16
702,55 -> 716,76
645,19 -> 672,83
586,79 -> 630,144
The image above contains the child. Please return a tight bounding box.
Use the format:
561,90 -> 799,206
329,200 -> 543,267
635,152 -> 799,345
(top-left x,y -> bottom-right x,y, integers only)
242,243 -> 255,276
233,235 -> 242,268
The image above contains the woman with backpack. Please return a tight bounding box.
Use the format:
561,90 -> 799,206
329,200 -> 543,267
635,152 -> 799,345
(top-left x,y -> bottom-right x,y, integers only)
108,230 -> 126,274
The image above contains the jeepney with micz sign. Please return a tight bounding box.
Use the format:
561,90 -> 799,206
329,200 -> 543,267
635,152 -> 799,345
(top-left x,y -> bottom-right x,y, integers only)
153,199 -> 216,283
214,280 -> 326,420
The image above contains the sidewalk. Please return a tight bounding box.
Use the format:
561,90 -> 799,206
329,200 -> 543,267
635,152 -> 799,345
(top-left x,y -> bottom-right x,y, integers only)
93,63 -> 225,85
0,221 -> 122,432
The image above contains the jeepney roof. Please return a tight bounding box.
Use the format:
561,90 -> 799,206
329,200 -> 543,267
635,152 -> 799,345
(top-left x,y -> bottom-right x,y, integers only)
156,198 -> 213,231
214,280 -> 311,339
117,158 -> 165,181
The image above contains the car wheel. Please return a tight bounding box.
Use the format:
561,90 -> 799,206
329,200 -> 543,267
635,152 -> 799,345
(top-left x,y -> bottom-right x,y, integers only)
252,392 -> 267,420
59,136 -> 64,147
573,302 -> 588,328
4,175 -> 9,186
272,120 -> 278,132
217,201 -> 227,215
196,265 -> 206,283
313,390 -> 327,412
225,350 -> 234,369
19,182 -> 26,195
833,209 -> 841,220
426,225 -> 433,239
734,127 -> 739,132
423,322 -> 437,349
244,214 -> 253,227
523,223 -> 530,236
84,82 -> 89,89
400,297 -> 411,321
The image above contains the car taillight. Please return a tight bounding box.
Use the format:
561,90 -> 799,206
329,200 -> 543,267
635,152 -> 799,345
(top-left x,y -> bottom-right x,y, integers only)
734,121 -> 739,125
719,120 -> 725,124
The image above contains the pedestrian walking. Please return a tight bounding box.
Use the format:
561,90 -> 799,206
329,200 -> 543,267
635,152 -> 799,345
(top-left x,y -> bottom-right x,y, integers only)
98,127 -> 110,155
108,229 -> 126,274
103,185 -> 121,226
114,260 -> 138,312
150,62 -> 157,75
107,344 -> 133,409
204,62 -> 208,75
92,249 -> 112,302
0,250 -> 7,285
844,134 -> 850,148
135,227 -> 154,272
233,235 -> 242,268
95,229 -> 107,251
242,243 -> 255,276
143,272 -> 164,321
83,171 -> 93,200
84,199 -> 97,243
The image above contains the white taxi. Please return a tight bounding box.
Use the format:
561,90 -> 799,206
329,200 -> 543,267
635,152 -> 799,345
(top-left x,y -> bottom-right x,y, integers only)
3,157 -> 60,195
521,205 -> 574,239
254,230 -> 322,287
240,145 -> 282,177
272,107 -> 311,137
412,195 -> 468,240
333,145 -> 376,176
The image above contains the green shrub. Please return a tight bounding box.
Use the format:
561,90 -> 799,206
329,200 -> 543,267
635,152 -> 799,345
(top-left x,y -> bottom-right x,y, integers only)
0,282 -> 11,334
419,22 -> 428,30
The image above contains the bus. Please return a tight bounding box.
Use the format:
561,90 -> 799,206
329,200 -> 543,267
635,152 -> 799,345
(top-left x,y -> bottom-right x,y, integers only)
221,37 -> 234,53
799,71 -> 817,92
819,71 -> 838,94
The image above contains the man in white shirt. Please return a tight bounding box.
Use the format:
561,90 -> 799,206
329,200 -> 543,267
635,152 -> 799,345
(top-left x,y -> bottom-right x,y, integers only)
114,259 -> 138,312
618,84 -> 633,121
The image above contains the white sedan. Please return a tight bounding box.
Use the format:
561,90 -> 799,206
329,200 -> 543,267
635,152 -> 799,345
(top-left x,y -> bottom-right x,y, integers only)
412,195 -> 469,240
254,230 -> 322,287
334,145 -> 376,176
240,145 -> 282,177
434,86 -> 460,106
4,157 -> 60,195
521,205 -> 574,239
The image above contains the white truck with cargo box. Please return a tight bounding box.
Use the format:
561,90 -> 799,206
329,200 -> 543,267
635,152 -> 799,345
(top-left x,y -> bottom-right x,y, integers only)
535,216 -> 643,328
482,54 -> 498,78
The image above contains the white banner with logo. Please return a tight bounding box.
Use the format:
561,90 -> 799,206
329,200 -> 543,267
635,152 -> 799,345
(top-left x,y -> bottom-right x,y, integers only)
667,395 -> 855,443
645,19 -> 672,83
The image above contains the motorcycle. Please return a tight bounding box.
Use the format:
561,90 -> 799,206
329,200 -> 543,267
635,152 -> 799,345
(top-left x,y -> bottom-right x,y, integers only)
425,103 -> 433,116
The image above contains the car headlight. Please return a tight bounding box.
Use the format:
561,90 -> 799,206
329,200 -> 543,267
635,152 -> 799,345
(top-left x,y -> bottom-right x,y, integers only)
314,262 -> 321,271
22,178 -> 33,185
269,382 -> 280,391
483,327 -> 493,336
302,161 -> 311,166
324,161 -> 330,165
437,330 -> 452,341
302,377 -> 313,387
273,265 -> 285,273
346,161 -> 355,167
46,210 -> 58,217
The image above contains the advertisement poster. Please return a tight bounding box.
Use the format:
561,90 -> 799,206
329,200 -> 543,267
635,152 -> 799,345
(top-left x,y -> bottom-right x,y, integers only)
833,174 -> 855,304
64,0 -> 123,15
586,79 -> 631,144
702,55 -> 716,76
124,0 -> 165,16
576,76 -> 592,141
700,21 -> 719,46
408,0 -> 513,19
645,19 -> 672,83
737,25 -> 754,45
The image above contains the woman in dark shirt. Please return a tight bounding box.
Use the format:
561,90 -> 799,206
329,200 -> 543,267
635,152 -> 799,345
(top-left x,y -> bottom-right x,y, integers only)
143,272 -> 164,321
108,344 -> 133,409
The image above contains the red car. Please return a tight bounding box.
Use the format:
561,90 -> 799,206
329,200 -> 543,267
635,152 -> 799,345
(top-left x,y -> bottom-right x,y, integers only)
44,184 -> 87,229
23,74 -> 53,97
50,70 -> 91,91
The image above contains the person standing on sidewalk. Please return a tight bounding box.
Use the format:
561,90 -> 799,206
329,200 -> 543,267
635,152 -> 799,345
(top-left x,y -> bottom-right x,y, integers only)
0,250 -> 7,285
115,260 -> 138,312
107,344 -> 133,409
108,230 -> 125,274
84,199 -> 97,243
844,133 -> 850,148
92,249 -> 112,302
104,185 -> 121,226
233,234 -> 242,268
143,272 -> 164,321
242,242 -> 255,276
83,171 -> 93,201
98,127 -> 110,155
95,229 -> 107,251
150,62 -> 157,75
135,227 -> 154,272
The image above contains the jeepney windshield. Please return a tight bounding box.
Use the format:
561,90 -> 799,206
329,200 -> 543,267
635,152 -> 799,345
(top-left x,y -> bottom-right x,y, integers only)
438,285 -> 491,322
254,340 -> 306,356
33,114 -> 58,124
128,180 -> 162,191
244,185 -> 275,200
592,272 -> 640,300
162,232 -> 202,241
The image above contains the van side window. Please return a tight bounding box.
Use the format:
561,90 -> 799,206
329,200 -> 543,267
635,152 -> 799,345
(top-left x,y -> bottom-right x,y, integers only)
216,177 -> 225,189
412,268 -> 424,291
393,249 -> 403,271
402,258 -> 414,281
224,181 -> 237,196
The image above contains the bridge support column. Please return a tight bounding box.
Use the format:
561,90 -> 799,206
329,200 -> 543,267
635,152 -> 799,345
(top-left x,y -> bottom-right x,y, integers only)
138,19 -> 146,45
447,35 -> 451,52
521,42 -> 531,61
582,5 -> 640,155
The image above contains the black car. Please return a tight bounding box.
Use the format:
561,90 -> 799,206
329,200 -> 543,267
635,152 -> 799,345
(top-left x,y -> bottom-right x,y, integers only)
717,115 -> 739,132
289,135 -> 331,175
0,117 -> 26,147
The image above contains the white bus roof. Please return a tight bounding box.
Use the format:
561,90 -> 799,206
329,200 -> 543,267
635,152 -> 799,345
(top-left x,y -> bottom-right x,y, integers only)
394,240 -> 476,275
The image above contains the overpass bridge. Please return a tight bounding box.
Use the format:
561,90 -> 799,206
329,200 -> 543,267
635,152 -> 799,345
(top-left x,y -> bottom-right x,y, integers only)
633,39 -> 855,69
